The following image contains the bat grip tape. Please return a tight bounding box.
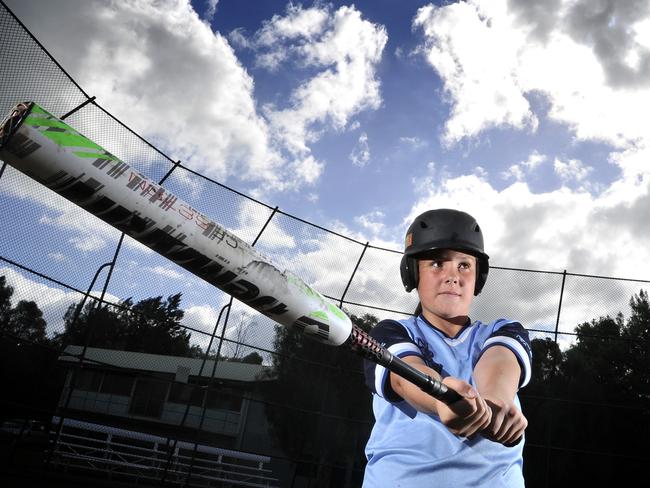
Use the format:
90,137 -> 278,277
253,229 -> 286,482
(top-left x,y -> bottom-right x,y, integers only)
348,325 -> 462,404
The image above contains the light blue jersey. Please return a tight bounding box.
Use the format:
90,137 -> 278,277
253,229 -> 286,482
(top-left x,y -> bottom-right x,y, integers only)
363,315 -> 532,488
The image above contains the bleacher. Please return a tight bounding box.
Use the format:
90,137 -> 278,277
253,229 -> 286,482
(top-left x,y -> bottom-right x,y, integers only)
49,417 -> 279,487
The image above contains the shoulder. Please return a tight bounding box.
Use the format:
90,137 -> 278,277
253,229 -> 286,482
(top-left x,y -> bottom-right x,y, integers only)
486,319 -> 531,346
370,317 -> 416,345
478,318 -> 533,388
481,318 -> 526,331
363,316 -> 423,404
474,318 -> 529,340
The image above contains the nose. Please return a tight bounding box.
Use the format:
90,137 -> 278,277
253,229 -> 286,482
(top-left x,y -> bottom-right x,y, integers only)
443,264 -> 459,284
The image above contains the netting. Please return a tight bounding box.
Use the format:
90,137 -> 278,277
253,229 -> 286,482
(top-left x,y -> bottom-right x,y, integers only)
1,2 -> 649,487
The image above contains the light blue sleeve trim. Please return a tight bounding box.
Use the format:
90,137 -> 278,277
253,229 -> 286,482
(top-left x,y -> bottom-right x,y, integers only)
374,342 -> 421,399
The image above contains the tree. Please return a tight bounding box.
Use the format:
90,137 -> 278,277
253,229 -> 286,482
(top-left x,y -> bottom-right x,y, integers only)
239,351 -> 264,364
0,276 -> 60,422
223,310 -> 256,360
621,290 -> 650,400
0,275 -> 48,344
5,300 -> 47,343
124,293 -> 191,356
55,299 -> 130,350
0,276 -> 13,325
562,313 -> 628,402
262,312 -> 377,488
521,290 -> 650,487
529,337 -> 562,386
55,292 -> 196,357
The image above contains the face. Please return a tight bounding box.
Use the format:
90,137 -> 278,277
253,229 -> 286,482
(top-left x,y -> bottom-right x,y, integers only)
416,249 -> 476,327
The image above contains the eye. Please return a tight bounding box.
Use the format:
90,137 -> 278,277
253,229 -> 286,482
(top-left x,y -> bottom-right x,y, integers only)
422,259 -> 443,269
459,261 -> 472,271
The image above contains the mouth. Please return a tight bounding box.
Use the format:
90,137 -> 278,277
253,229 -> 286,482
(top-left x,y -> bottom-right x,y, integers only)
438,291 -> 462,297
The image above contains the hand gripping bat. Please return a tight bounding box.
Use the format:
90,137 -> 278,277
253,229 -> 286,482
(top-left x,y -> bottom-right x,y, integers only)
0,101 -> 462,406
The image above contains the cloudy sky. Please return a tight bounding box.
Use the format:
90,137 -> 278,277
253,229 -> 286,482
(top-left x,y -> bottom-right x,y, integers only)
1,0 -> 649,350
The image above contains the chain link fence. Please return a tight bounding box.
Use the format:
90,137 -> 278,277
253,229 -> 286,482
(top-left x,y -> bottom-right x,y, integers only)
1,2 -> 649,487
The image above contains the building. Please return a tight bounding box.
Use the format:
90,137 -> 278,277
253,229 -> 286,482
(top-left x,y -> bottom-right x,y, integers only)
52,345 -> 283,486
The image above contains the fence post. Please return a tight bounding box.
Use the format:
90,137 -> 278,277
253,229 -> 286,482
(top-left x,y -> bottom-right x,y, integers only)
554,270 -> 567,344
548,270 -> 567,484
300,240 -> 368,484
545,410 -> 552,488
339,242 -> 369,308
60,96 -> 97,120
46,258 -> 115,468
158,160 -> 181,185
176,205 -> 279,487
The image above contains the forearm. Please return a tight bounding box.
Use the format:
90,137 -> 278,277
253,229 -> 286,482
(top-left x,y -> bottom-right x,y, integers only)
390,356 -> 492,438
390,356 -> 442,414
474,345 -> 521,401
474,345 -> 527,444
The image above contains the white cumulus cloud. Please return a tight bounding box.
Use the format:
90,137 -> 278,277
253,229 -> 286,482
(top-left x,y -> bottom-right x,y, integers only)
350,132 -> 371,167
256,4 -> 387,161
553,157 -> 593,183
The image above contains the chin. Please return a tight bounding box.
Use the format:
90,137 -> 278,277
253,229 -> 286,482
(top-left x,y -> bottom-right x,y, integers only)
433,299 -> 469,314
430,306 -> 468,320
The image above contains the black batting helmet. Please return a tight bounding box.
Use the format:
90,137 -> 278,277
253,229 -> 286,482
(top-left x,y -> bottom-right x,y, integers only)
400,209 -> 489,295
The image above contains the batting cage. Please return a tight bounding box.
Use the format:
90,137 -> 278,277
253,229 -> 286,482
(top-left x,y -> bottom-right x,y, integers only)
1,2 -> 649,487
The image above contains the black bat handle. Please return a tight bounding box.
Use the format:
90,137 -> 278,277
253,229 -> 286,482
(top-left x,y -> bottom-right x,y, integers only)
382,347 -> 463,404
348,325 -> 462,404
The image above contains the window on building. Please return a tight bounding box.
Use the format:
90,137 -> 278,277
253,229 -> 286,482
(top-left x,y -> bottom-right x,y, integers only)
100,372 -> 134,396
75,369 -> 101,392
206,387 -> 243,412
168,382 -> 205,407
129,378 -> 168,418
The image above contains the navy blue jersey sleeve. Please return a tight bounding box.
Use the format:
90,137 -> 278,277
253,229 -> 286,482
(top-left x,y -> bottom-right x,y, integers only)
363,319 -> 424,403
481,320 -> 533,388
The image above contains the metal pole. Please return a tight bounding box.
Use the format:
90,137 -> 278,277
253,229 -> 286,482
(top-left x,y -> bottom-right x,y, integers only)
180,206 -> 279,486
158,160 -> 181,186
49,231 -> 125,466
81,233 -> 125,360
554,270 -> 567,344
159,301 -> 231,484
549,271 -> 566,484
60,97 -> 97,121
545,411 -> 552,488
310,241 -> 370,483
251,206 -> 279,246
45,260 -> 113,467
339,242 -> 369,308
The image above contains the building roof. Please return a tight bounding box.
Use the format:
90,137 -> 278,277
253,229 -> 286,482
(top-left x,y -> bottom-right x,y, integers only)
61,345 -> 273,383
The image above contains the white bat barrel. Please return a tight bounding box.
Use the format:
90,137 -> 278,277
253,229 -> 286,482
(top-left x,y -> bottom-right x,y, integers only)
0,102 -> 352,346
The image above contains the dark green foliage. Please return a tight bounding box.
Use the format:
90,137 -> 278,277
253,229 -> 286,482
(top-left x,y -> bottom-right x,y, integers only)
262,313 -> 377,488
54,292 -> 196,357
0,276 -> 12,325
239,351 -> 264,364
0,276 -> 61,422
522,289 -> 650,487
0,275 -> 48,344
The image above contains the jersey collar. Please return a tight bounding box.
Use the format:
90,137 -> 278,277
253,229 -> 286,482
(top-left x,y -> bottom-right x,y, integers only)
418,314 -> 473,340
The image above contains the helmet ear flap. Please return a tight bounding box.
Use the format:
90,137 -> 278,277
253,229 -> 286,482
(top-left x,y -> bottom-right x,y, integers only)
400,255 -> 419,292
474,258 -> 489,296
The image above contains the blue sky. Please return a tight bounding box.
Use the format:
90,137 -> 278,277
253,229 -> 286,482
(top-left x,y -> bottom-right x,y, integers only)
2,0 -> 650,351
